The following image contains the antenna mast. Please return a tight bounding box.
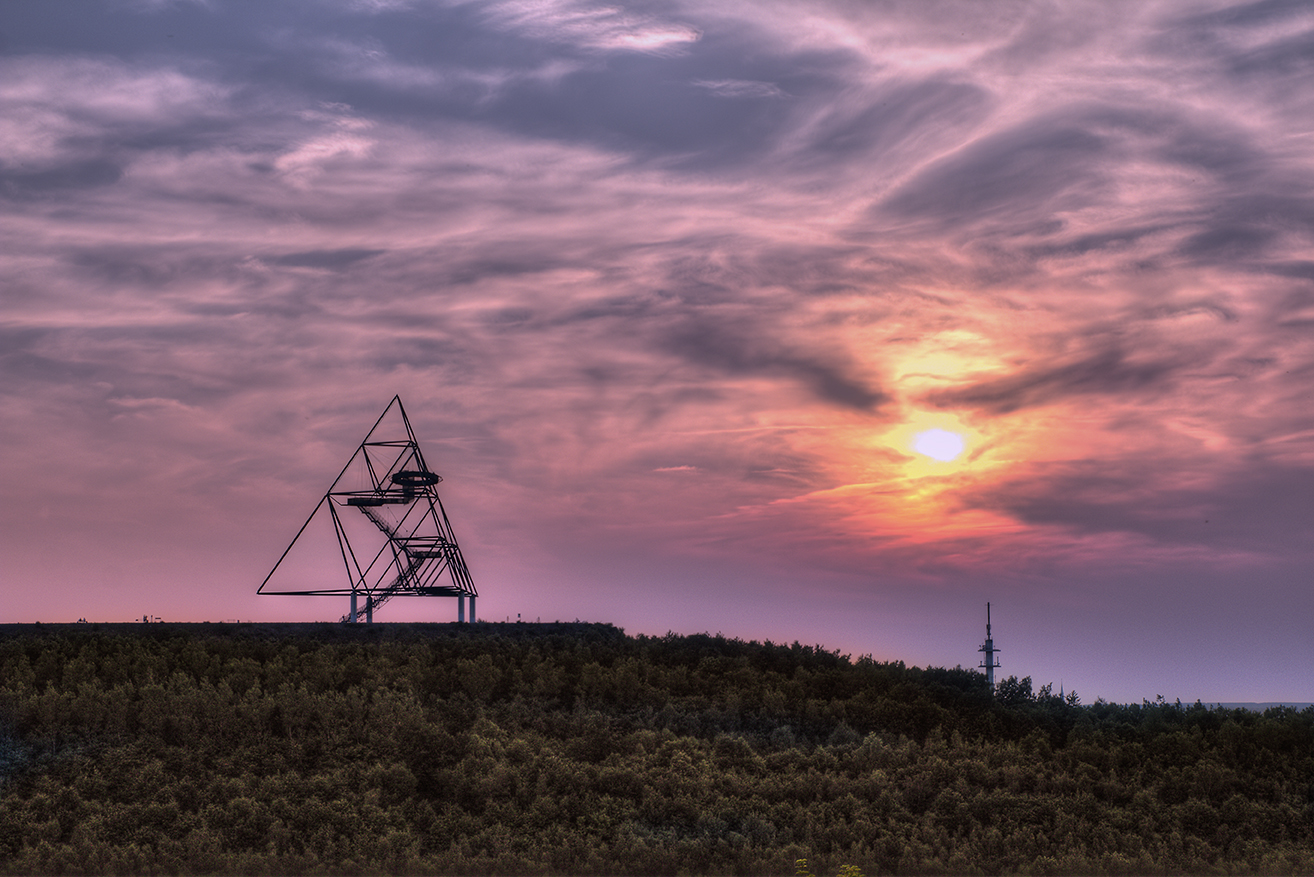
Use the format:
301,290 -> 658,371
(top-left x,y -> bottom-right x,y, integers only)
978,601 -> 1000,690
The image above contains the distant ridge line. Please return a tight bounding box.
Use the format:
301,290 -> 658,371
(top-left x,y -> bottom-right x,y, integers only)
1206,702 -> 1313,711
0,621 -> 626,644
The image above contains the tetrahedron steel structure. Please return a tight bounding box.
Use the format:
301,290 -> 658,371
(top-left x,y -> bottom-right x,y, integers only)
258,396 -> 477,623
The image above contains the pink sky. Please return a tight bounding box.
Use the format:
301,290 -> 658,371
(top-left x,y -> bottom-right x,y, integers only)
3,0 -> 1313,703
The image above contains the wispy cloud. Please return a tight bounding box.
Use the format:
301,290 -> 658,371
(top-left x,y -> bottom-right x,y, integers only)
474,0 -> 700,53
692,79 -> 785,99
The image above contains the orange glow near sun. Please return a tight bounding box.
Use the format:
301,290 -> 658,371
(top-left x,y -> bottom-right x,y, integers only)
773,323 -> 1037,548
747,311 -> 1127,557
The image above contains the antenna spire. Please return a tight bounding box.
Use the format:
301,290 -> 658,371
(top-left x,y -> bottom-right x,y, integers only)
978,601 -> 1001,691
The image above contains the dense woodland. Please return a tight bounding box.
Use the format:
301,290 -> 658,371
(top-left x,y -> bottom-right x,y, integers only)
1,622 -> 1312,876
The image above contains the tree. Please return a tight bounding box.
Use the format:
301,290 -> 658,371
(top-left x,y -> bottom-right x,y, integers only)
994,675 -> 1034,707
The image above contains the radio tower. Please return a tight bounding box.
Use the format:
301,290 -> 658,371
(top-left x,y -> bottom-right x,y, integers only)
978,602 -> 1001,690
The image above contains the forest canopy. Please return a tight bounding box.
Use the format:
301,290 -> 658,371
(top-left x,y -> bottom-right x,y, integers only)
1,622 -> 1311,876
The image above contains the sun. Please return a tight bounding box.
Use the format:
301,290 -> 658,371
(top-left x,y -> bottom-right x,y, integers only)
912,428 -> 965,462
874,414 -> 979,474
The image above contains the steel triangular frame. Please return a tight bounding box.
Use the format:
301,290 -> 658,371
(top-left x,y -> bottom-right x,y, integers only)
258,396 -> 476,621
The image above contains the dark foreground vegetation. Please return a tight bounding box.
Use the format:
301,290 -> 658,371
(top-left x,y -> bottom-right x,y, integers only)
1,622 -> 1312,875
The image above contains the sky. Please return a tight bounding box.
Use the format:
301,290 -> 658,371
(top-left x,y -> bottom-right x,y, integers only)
2,0 -> 1313,704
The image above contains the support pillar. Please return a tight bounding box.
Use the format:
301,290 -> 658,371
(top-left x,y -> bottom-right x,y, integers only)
350,591 -> 358,623
457,594 -> 465,623
469,595 -> 476,623
365,597 -> 373,624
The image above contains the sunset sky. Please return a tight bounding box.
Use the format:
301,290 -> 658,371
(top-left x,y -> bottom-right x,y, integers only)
3,0 -> 1313,704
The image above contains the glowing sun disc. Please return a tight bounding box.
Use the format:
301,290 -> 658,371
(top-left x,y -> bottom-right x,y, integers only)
913,428 -> 965,461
